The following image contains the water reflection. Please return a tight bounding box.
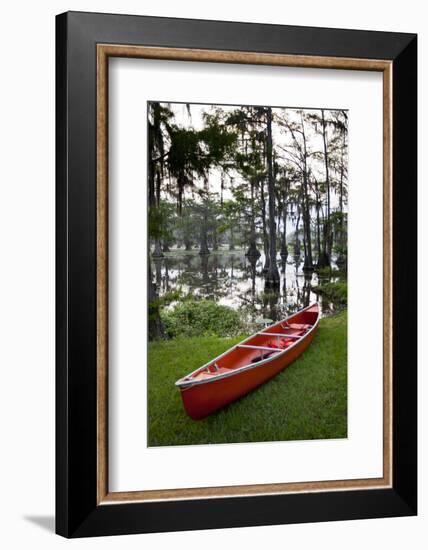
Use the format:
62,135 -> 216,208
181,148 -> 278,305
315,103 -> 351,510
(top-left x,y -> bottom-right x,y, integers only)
152,249 -> 340,324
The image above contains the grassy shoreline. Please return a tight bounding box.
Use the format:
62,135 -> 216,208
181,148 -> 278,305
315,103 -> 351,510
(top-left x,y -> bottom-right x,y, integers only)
148,310 -> 347,447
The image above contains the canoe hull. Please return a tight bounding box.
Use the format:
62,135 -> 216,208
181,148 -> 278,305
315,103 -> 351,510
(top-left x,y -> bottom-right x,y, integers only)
179,326 -> 317,420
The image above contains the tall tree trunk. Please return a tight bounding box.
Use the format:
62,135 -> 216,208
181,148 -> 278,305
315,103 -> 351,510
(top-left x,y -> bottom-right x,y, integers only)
302,272 -> 312,307
260,177 -> 270,272
265,108 -> 280,287
246,178 -> 260,258
318,109 -> 331,268
301,113 -> 314,272
336,121 -> 346,269
148,260 -> 164,340
314,181 -> 322,267
302,178 -> 313,271
199,179 -> 210,256
148,146 -> 164,338
212,224 -> 219,251
229,225 -> 235,251
199,210 -> 210,255
200,254 -> 210,287
280,184 -> 288,260
153,167 -> 164,258
302,200 -> 307,261
155,257 -> 162,288
152,239 -> 164,258
316,202 -> 321,266
164,263 -> 170,291
248,255 -> 257,303
148,161 -> 155,215
294,206 -> 301,258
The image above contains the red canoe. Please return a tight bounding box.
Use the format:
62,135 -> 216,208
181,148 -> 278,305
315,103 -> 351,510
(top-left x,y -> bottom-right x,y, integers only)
175,303 -> 320,419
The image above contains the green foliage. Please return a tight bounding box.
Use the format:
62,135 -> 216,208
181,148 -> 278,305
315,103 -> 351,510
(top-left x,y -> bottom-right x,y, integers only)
148,289 -> 183,327
148,311 -> 347,446
168,127 -> 207,176
316,266 -> 346,279
158,289 -> 183,307
166,121 -> 237,192
148,206 -> 163,240
149,202 -> 176,240
313,281 -> 347,306
218,199 -> 241,233
175,200 -> 197,247
161,300 -> 244,338
148,300 -> 160,323
199,120 -> 237,164
148,102 -> 174,163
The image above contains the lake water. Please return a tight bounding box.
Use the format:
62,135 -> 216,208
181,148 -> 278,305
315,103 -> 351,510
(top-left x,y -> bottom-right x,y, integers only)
151,248 -> 342,324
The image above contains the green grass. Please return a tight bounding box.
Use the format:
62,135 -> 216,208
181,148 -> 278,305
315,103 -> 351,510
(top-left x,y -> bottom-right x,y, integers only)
148,310 -> 347,446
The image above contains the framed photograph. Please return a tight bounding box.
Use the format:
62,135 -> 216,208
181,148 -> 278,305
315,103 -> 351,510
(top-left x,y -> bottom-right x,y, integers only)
56,11 -> 417,537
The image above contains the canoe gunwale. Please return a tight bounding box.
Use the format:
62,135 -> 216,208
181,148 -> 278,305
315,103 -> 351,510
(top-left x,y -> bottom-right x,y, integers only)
175,303 -> 320,390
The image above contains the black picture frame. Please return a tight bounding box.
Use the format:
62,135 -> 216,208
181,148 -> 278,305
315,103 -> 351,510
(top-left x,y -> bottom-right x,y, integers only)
56,11 -> 417,538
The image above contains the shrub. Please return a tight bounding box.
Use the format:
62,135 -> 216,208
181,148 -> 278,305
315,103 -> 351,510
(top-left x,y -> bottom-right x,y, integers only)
313,281 -> 347,306
161,300 -> 243,338
316,266 -> 346,279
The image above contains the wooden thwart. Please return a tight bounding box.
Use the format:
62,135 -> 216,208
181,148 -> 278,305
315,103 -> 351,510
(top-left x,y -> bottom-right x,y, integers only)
259,332 -> 301,339
237,344 -> 282,352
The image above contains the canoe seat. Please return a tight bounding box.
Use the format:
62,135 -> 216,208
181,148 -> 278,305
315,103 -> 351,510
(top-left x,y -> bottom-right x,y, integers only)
260,331 -> 301,339
282,322 -> 311,331
293,323 -> 311,329
238,344 -> 282,352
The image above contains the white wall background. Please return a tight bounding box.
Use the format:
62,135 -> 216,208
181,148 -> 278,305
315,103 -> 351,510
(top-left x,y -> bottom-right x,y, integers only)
0,1 -> 424,548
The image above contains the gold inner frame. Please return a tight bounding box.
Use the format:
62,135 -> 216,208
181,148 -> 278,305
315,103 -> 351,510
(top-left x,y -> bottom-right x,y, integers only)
96,44 -> 393,505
